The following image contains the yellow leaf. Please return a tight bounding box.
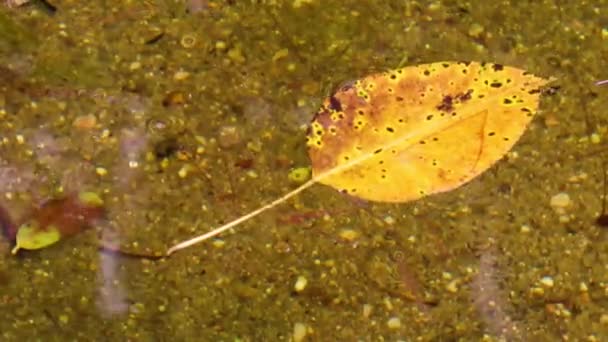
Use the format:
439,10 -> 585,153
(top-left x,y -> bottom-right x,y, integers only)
307,61 -> 549,202
167,61 -> 551,255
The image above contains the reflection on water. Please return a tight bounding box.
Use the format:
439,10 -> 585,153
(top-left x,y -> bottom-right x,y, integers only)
97,227 -> 128,317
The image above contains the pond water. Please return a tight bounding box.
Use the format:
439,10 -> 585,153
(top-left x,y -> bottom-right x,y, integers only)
0,0 -> 607,340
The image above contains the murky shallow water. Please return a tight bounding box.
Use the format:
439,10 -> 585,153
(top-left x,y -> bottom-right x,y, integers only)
0,1 -> 607,340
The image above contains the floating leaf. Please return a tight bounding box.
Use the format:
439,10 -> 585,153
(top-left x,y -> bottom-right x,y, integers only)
167,61 -> 551,255
11,221 -> 60,254
10,191 -> 105,254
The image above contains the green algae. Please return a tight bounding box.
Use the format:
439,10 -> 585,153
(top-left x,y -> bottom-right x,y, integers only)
0,10 -> 36,53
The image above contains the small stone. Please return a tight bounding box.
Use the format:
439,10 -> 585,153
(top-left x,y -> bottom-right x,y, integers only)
339,228 -> 360,241
95,167 -> 108,176
293,322 -> 308,342
520,224 -> 531,233
160,158 -> 169,169
530,286 -> 545,296
383,215 -> 395,225
215,40 -> 227,51
217,125 -> 241,148
540,276 -> 554,288
292,0 -> 314,8
246,141 -> 262,152
294,275 -> 308,292
227,47 -> 246,64
550,193 -> 571,209
468,23 -> 484,38
173,70 -> 190,81
446,279 -> 459,293
600,313 -> 608,325
591,133 -> 601,144
178,165 -> 190,178
387,317 -> 401,329
129,61 -> 141,71
212,239 -> 225,248
246,170 -> 258,178
362,304 -> 372,318
73,114 -> 97,129
162,91 -> 186,107
272,48 -> 289,62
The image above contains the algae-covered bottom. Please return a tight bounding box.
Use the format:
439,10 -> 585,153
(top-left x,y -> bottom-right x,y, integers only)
0,0 -> 607,340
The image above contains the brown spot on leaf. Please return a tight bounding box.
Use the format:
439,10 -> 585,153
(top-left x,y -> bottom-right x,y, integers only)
436,95 -> 454,112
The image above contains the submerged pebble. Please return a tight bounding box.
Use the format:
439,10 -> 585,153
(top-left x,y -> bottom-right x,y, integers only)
540,276 -> 554,288
387,317 -> 401,329
293,322 -> 308,342
339,228 -> 360,241
294,275 -> 308,292
217,125 -> 241,148
550,193 -> 571,209
72,114 -> 97,130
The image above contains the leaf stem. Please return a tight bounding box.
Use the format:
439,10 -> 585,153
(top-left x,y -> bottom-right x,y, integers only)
166,178 -> 317,255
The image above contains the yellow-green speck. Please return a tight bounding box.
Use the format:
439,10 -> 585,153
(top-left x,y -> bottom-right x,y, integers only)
288,166 -> 311,183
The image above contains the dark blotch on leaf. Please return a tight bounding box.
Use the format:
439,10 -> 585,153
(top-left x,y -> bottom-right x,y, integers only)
492,64 -> 504,71
452,89 -> 473,104
328,96 -> 343,112
436,95 -> 454,112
